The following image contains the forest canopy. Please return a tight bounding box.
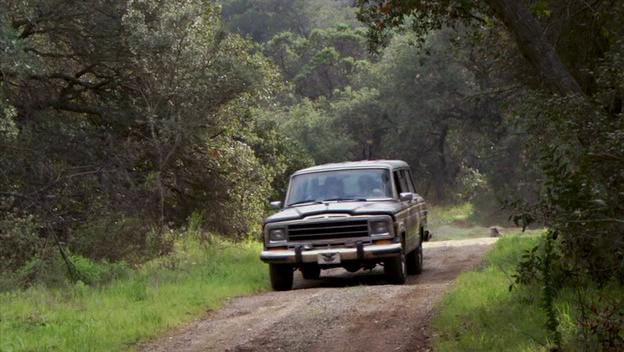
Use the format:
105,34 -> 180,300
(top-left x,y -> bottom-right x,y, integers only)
1,0 -> 512,274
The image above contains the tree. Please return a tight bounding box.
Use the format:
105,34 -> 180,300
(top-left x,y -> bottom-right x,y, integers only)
277,99 -> 357,164
221,0 -> 361,42
358,1 -> 624,347
264,26 -> 372,98
357,0 -> 585,96
368,30 -> 502,203
221,0 -> 310,42
0,0 -> 297,271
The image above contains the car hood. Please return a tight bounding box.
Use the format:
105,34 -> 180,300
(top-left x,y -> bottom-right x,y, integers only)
264,201 -> 405,224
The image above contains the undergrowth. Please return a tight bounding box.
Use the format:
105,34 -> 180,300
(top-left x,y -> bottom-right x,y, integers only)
433,233 -> 624,351
0,237 -> 268,352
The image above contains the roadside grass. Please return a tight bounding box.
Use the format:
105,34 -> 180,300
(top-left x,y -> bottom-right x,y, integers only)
0,238 -> 268,352
429,203 -> 474,225
433,234 -> 549,351
429,203 -> 516,241
433,233 -> 624,351
429,224 -> 494,242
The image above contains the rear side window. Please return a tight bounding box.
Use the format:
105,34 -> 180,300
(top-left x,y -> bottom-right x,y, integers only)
393,172 -> 402,194
394,170 -> 410,194
404,169 -> 416,193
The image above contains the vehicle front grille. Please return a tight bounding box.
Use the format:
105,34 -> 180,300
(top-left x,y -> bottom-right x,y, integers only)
287,219 -> 369,242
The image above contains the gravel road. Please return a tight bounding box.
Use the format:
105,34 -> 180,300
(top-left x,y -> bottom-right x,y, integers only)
141,237 -> 498,352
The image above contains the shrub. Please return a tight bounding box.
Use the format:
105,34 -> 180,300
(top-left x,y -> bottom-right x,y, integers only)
70,255 -> 130,286
69,216 -> 150,262
0,248 -> 68,291
0,214 -> 44,272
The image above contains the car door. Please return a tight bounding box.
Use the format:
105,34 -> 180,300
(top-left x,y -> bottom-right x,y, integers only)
400,169 -> 420,251
393,169 -> 417,251
405,169 -> 425,245
393,169 -> 410,246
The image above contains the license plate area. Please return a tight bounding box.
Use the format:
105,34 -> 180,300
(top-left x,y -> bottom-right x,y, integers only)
317,252 -> 341,265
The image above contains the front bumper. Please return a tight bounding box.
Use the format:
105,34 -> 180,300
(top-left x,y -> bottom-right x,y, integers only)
260,243 -> 402,264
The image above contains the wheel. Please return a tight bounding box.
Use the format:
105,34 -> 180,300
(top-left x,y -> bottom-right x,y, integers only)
384,249 -> 406,284
406,244 -> 423,275
269,264 -> 293,291
301,265 -> 321,280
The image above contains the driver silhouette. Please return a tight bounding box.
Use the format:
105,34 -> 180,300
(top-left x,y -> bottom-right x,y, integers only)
323,177 -> 344,199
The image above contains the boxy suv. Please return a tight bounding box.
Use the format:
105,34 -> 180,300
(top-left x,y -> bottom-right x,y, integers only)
260,160 -> 431,291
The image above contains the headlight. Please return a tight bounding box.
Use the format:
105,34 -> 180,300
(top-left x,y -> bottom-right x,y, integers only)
370,220 -> 390,235
269,228 -> 286,242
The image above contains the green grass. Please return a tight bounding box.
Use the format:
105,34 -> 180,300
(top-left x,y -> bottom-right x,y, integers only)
429,224 -> 494,241
429,203 -> 508,241
0,238 -> 268,352
433,233 -> 624,351
429,203 -> 475,226
428,203 -> 539,241
433,234 -> 549,351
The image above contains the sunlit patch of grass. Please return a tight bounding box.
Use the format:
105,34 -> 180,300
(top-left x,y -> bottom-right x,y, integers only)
429,224 -> 492,241
429,203 -> 492,241
428,203 -> 535,241
429,203 -> 474,226
0,238 -> 268,352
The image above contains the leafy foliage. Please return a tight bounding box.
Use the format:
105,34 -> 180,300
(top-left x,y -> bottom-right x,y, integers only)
0,0 -> 300,276
357,0 -> 624,347
222,0 -> 359,42
262,24 -> 520,204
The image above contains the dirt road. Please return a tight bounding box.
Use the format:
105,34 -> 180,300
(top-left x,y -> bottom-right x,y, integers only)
141,238 -> 497,352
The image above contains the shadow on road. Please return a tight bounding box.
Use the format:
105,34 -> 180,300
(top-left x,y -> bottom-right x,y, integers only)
293,266 -> 388,290
292,263 -> 436,289
292,241 -> 496,290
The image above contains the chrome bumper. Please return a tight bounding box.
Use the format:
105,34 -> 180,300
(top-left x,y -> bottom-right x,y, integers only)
260,243 -> 402,264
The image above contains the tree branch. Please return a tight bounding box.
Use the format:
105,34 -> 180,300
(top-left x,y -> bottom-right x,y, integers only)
484,0 -> 584,96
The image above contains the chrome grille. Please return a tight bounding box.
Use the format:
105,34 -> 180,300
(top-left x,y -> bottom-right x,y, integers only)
287,219 -> 369,242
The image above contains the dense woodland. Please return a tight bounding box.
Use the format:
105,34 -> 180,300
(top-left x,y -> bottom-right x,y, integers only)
1,0 -> 623,349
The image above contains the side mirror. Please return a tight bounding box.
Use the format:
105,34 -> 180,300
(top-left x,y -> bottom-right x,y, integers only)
269,201 -> 282,209
399,192 -> 414,202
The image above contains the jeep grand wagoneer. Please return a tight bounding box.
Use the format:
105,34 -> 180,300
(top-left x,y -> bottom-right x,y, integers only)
260,160 -> 430,291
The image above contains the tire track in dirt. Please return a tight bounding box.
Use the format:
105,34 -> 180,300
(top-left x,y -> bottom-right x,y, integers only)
141,238 -> 497,352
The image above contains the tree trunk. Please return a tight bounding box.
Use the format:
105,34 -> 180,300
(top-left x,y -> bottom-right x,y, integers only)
485,0 -> 584,96
434,124 -> 449,202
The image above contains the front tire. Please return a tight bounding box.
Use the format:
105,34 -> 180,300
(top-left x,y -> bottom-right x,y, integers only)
406,244 -> 423,275
384,250 -> 406,284
269,264 -> 293,291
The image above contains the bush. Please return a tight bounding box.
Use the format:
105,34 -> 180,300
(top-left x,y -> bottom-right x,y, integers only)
0,248 -> 67,291
0,214 -> 43,272
70,255 -> 130,286
513,231 -> 624,351
69,216 -> 151,262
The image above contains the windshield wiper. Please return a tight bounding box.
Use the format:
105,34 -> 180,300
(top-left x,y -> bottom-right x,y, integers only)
288,199 -> 323,207
288,198 -> 368,207
323,198 -> 368,202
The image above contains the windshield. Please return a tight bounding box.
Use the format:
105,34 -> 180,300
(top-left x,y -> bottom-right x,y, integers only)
286,168 -> 393,206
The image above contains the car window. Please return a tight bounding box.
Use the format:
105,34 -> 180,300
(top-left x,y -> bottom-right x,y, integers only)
394,170 -> 410,195
287,169 -> 392,205
404,169 -> 416,193
393,171 -> 403,194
